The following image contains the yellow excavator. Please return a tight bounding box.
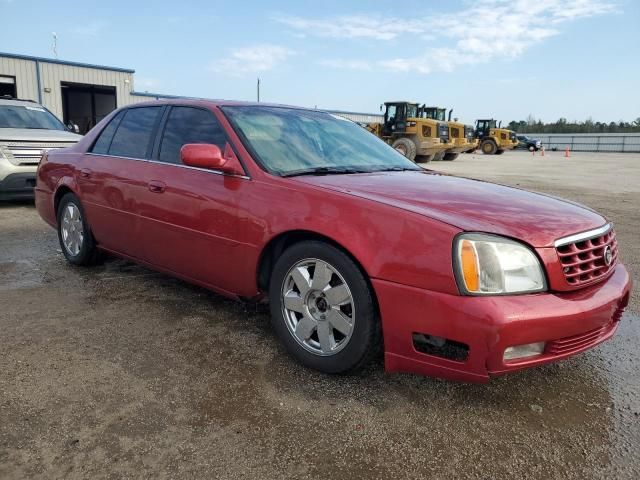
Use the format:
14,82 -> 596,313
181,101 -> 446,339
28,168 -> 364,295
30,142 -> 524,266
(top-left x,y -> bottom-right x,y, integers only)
474,119 -> 518,154
422,107 -> 476,161
365,101 -> 452,162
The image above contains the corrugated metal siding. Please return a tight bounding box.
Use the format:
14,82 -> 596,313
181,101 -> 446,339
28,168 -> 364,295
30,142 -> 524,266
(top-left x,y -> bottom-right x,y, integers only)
0,57 -> 39,101
529,133 -> 640,153
1,54 -> 137,120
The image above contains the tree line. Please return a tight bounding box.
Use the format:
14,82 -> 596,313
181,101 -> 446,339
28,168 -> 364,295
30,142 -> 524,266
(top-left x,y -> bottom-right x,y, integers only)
507,115 -> 640,134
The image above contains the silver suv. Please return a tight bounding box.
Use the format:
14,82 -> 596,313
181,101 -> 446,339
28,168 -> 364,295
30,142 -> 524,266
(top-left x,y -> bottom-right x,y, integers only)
0,97 -> 82,200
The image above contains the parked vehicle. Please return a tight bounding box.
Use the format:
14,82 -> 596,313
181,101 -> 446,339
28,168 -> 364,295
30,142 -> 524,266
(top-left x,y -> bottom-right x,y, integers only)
365,101 -> 452,162
516,134 -> 542,151
0,97 -> 81,200
422,107 -> 475,161
35,99 -> 631,383
475,119 -> 518,154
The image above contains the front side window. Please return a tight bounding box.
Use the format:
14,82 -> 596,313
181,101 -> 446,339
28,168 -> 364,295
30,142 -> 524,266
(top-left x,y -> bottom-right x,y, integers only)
158,107 -> 227,164
108,107 -> 162,159
0,104 -> 65,130
223,106 -> 421,176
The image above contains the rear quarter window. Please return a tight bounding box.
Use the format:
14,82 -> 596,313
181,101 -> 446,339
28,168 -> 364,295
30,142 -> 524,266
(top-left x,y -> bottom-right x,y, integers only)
91,111 -> 124,154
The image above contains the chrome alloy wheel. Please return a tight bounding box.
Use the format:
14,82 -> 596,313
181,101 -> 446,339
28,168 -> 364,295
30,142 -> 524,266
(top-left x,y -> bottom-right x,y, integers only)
281,258 -> 355,356
60,203 -> 84,256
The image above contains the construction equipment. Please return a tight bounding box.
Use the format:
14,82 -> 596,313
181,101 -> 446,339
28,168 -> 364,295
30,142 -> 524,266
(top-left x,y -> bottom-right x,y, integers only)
365,101 -> 452,162
422,107 -> 476,161
474,119 -> 518,155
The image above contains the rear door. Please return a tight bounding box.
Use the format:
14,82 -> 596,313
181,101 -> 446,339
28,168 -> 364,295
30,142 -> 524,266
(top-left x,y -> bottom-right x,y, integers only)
135,105 -> 249,293
79,106 -> 163,258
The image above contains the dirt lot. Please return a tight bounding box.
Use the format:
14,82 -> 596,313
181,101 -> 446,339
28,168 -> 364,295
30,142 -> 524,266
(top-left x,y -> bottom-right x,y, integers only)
1,150 -> 638,479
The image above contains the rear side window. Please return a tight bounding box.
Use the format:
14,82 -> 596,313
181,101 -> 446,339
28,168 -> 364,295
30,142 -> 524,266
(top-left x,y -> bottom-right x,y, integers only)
108,107 -> 162,159
91,110 -> 124,154
158,107 -> 227,164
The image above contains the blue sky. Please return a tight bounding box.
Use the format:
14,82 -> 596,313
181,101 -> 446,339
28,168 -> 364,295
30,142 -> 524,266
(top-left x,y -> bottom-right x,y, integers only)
1,0 -> 638,123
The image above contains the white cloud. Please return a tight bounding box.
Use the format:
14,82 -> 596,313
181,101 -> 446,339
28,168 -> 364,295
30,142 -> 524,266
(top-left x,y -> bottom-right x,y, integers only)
273,14 -> 423,40
319,59 -> 372,70
211,44 -> 295,75
275,0 -> 617,74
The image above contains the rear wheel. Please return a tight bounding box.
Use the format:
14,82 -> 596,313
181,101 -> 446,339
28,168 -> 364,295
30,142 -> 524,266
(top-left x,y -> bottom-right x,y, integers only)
57,192 -> 101,265
432,151 -> 445,161
481,140 -> 497,155
391,138 -> 417,161
495,149 -> 505,155
443,153 -> 459,161
269,241 -> 380,374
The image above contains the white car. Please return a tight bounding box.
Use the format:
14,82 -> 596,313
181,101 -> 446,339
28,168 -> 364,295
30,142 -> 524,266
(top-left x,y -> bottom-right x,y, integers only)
0,97 -> 82,200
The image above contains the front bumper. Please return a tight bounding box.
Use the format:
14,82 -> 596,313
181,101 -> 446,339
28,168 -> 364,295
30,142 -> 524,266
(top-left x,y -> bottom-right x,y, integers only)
0,172 -> 37,200
374,265 -> 631,383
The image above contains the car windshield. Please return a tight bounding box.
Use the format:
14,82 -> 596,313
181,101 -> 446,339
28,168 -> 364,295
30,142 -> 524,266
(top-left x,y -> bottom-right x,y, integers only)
223,106 -> 421,176
0,104 -> 66,130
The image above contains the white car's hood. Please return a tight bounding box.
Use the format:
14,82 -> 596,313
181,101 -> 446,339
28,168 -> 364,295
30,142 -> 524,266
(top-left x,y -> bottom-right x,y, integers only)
0,128 -> 82,143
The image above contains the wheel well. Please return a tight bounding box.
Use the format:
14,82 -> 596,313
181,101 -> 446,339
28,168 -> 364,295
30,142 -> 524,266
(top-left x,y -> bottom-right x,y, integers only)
256,230 -> 370,294
53,186 -> 73,218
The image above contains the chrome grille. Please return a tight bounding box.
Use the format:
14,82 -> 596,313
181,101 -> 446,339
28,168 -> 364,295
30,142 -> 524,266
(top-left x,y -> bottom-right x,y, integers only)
555,225 -> 618,287
2,141 -> 75,166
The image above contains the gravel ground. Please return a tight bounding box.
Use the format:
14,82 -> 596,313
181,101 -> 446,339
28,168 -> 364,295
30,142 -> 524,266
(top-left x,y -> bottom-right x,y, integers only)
1,150 -> 638,479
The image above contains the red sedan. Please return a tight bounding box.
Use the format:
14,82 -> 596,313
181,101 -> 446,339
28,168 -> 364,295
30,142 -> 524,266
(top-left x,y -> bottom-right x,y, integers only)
35,100 -> 631,382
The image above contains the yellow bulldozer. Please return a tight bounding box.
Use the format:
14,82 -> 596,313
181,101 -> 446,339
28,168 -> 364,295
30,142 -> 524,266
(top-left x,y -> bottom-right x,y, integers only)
365,101 -> 452,162
422,107 -> 476,161
474,119 -> 518,154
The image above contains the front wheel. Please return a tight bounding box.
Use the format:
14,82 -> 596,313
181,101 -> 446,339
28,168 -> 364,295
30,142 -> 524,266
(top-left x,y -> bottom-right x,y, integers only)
57,192 -> 101,265
443,153 -> 459,161
391,138 -> 417,161
481,140 -> 497,155
269,241 -> 380,374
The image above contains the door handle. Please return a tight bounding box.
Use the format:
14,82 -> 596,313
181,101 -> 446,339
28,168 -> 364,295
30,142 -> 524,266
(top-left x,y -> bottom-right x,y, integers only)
148,180 -> 166,193
79,168 -> 92,178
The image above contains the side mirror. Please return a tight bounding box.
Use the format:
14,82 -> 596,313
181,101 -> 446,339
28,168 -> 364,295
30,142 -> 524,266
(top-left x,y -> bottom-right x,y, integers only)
180,143 -> 244,176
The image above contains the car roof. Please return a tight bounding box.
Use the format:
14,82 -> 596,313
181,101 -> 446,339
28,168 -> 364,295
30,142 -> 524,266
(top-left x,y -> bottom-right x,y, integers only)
122,98 -> 322,112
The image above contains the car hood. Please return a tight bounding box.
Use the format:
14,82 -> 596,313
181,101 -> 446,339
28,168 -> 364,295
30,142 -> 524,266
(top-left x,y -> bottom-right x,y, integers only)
0,128 -> 82,143
293,170 -> 606,248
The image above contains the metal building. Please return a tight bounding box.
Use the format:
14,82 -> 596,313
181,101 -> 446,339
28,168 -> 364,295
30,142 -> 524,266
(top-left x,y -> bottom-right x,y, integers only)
0,52 -> 151,133
1,51 -> 383,133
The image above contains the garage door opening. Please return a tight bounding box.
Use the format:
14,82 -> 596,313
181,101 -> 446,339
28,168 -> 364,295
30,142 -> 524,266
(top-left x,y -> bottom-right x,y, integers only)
0,75 -> 17,98
61,82 -> 116,134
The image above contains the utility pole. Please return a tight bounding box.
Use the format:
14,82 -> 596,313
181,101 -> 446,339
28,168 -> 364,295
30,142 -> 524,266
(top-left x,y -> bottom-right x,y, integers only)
257,77 -> 260,102
52,32 -> 58,59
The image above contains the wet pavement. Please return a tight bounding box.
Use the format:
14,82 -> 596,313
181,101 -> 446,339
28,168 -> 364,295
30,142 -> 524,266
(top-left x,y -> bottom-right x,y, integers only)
1,152 -> 639,478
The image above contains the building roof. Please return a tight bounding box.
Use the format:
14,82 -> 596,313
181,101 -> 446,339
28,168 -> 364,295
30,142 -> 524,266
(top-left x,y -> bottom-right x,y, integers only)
0,51 -> 135,73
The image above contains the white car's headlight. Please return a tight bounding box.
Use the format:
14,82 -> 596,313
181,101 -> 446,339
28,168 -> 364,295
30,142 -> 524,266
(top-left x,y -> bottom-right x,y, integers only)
454,234 -> 546,295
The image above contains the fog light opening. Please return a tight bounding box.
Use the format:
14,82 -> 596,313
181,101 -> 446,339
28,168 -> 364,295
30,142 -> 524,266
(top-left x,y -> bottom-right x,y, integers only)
503,342 -> 546,362
412,333 -> 469,362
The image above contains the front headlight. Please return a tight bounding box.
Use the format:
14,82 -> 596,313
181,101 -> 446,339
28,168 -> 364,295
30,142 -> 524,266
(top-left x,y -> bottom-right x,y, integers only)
454,234 -> 546,295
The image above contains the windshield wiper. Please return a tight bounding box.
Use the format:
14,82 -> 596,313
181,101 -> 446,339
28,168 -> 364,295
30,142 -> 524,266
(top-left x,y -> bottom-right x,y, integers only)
281,166 -> 369,177
370,166 -> 421,172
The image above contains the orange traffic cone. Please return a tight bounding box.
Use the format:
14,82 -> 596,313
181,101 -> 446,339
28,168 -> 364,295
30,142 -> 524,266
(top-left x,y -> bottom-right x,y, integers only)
532,148 -> 535,156
541,147 -> 545,156
565,147 -> 570,158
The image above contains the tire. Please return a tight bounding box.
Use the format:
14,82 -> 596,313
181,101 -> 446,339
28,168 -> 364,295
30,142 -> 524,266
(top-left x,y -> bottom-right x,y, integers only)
432,151 -> 445,161
415,154 -> 433,163
57,192 -> 101,266
495,149 -> 505,155
528,145 -> 535,152
481,140 -> 497,155
391,137 -> 417,161
269,241 -> 380,374
443,153 -> 459,161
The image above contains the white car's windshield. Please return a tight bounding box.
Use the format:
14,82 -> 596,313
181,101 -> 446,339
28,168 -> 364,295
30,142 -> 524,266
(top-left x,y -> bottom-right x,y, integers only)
223,106 -> 421,176
0,104 -> 66,130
